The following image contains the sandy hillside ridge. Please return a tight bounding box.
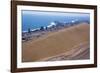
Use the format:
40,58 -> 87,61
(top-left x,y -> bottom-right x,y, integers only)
22,23 -> 90,62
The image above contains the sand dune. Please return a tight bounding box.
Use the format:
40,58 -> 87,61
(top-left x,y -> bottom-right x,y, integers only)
40,42 -> 89,61
22,23 -> 90,62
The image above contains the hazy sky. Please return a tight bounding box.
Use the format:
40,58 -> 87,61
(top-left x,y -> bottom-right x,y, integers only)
22,10 -> 90,17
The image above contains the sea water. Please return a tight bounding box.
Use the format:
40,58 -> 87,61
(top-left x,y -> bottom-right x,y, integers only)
22,10 -> 90,32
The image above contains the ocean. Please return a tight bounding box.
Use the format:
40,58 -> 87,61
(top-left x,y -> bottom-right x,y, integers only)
22,10 -> 90,32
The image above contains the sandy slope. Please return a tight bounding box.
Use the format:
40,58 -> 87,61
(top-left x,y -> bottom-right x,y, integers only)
40,42 -> 89,61
22,23 -> 90,62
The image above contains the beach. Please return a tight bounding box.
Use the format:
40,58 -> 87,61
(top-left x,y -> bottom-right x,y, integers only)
22,23 -> 90,62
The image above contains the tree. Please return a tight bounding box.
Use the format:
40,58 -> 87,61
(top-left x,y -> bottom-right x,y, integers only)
28,28 -> 31,33
45,26 -> 48,30
40,26 -> 44,31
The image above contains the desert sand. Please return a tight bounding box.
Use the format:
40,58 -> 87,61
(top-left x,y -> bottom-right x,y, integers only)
22,23 -> 90,62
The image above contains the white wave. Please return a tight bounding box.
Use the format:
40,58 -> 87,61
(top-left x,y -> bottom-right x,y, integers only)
47,22 -> 57,28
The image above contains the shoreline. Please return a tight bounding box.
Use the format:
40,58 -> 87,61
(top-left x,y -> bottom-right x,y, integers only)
22,22 -> 89,42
